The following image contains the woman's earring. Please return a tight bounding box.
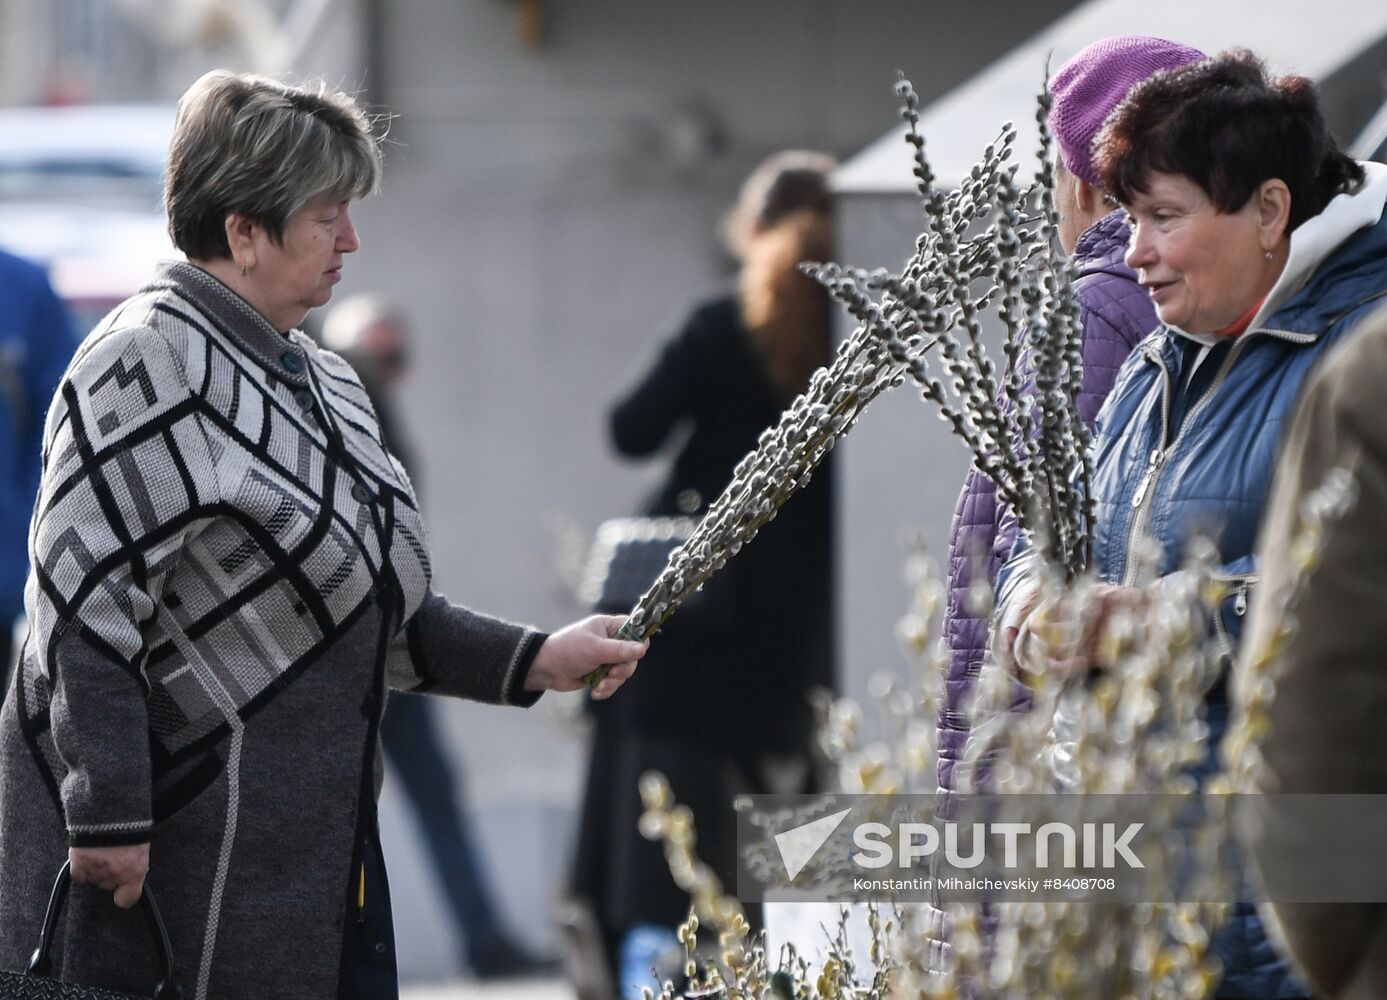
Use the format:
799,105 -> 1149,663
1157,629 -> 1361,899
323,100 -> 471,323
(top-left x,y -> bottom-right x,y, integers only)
240,260 -> 249,277
1264,250 -> 1273,260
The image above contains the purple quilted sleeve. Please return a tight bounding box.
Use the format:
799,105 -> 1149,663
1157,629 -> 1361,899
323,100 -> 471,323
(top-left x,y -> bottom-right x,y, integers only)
938,463 -> 1000,789
1074,270 -> 1160,425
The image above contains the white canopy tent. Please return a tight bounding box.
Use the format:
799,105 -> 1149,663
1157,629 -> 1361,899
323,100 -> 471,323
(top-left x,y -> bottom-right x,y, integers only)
836,0 -> 1387,194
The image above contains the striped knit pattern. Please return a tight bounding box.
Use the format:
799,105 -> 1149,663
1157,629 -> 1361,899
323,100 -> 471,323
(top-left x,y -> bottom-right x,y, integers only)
19,263 -> 432,820
0,261 -> 543,999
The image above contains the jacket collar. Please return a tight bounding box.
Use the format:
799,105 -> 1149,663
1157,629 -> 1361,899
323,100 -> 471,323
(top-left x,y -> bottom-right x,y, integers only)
149,260 -> 311,387
1072,208 -> 1135,281
1246,160 -> 1387,334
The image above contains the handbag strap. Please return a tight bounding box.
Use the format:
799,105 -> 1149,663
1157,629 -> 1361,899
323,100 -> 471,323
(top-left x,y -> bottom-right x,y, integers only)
27,861 -> 182,1000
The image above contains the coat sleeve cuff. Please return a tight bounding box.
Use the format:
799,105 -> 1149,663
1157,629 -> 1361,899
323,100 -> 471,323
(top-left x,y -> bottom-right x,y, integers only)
398,589 -> 550,705
505,630 -> 548,707
67,819 -> 154,848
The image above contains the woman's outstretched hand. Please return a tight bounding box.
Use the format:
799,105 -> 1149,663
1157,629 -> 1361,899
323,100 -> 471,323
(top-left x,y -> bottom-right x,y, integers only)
70,843 -> 149,908
525,614 -> 648,699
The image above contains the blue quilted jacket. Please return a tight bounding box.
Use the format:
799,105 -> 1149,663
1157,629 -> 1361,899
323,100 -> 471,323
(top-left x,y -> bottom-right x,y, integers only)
1001,187 -> 1387,998
1088,205 -> 1387,650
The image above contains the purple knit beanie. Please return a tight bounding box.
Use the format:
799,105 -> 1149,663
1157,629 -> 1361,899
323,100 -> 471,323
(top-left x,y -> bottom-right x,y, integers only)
1048,35 -> 1206,186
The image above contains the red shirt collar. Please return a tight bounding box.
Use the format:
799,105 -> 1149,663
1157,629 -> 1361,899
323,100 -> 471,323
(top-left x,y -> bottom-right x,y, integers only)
1213,296 -> 1267,338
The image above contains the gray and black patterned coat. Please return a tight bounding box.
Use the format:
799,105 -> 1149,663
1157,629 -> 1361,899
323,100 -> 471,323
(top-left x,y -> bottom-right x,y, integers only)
0,261 -> 546,999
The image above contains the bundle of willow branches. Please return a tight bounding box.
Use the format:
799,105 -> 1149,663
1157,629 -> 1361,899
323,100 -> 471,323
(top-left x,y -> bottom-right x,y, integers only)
588,75 -> 1088,683
808,74 -> 1092,578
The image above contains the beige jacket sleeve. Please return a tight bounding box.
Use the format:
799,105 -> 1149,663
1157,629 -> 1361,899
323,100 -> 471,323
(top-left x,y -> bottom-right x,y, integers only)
1238,302 -> 1387,1000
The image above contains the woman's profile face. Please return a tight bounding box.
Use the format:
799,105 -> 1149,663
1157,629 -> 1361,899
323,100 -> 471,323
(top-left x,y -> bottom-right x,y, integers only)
1122,171 -> 1271,334
250,196 -> 359,331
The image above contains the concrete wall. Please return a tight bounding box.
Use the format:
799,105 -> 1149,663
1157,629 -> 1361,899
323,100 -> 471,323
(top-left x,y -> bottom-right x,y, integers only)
830,192 -> 979,718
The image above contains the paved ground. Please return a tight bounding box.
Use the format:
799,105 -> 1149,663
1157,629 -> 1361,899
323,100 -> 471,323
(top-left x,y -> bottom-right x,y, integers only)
402,975 -> 572,1000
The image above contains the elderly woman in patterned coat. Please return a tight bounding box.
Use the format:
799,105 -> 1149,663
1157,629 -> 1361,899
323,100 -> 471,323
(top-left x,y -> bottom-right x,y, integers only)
927,34 -> 1202,967
0,71 -> 645,1000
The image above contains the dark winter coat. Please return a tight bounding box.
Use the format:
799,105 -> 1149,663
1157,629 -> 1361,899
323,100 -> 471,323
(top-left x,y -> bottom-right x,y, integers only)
0,262 -> 545,1000
603,293 -> 834,754
570,294 -> 834,969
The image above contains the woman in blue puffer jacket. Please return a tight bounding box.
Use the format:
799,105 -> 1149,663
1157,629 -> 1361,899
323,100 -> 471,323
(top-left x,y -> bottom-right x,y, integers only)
997,50 -> 1387,998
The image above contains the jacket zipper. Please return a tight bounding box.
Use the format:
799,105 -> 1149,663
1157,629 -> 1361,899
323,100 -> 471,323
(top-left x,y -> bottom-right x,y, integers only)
1121,344 -> 1172,585
1208,571 -> 1258,659
1130,444 -> 1166,512
1233,578 -> 1253,616
1119,329 -> 1317,587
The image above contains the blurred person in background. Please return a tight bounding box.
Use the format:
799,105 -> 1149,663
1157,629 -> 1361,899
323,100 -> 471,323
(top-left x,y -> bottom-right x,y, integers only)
927,34 -> 1204,968
321,294 -> 549,980
0,70 -> 644,1000
567,151 -> 838,1000
1239,301 -> 1387,1000
0,248 -> 76,701
997,49 -> 1387,998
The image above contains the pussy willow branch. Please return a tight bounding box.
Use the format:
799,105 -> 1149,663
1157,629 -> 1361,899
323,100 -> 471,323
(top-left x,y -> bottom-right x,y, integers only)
588,74 -> 1085,683
879,72 -> 1090,575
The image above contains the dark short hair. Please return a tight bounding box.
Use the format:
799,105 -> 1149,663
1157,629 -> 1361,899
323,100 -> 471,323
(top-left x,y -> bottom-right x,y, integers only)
1095,50 -> 1363,231
166,71 -> 383,260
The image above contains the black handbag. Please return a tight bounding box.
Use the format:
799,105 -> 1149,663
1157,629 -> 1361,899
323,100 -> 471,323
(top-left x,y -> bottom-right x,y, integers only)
0,862 -> 181,1000
581,517 -> 732,629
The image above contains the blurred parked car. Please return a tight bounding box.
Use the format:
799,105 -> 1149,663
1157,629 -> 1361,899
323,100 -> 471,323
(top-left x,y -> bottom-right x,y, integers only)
0,104 -> 175,336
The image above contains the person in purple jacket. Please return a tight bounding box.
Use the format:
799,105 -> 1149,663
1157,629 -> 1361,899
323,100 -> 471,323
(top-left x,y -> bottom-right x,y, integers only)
925,34 -> 1204,965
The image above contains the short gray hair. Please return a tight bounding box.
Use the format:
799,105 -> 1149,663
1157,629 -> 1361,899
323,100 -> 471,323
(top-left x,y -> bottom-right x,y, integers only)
165,70 -> 383,260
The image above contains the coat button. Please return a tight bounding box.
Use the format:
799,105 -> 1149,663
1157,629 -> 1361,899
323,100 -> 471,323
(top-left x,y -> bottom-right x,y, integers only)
294,390 -> 314,410
352,482 -> 373,503
281,351 -> 303,373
